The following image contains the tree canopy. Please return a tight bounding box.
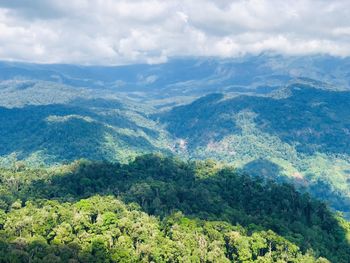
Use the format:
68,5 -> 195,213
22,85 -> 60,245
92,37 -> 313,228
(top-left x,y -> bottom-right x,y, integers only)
0,154 -> 349,262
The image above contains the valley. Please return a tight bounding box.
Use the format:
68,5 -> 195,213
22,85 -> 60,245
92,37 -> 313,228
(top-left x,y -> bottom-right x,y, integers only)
0,55 -> 350,262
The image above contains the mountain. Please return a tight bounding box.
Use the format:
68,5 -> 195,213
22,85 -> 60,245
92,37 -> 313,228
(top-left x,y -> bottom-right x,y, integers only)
1,54 -> 350,105
0,97 -> 171,165
1,56 -> 350,215
160,83 -> 350,154
159,83 -> 350,217
1,55 -> 350,261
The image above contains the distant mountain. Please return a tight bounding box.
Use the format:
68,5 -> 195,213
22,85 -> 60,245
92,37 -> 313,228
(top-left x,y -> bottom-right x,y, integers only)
1,54 -> 350,104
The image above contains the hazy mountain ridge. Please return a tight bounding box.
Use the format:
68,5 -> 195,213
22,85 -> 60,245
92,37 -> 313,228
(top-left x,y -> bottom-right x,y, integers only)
1,54 -> 350,103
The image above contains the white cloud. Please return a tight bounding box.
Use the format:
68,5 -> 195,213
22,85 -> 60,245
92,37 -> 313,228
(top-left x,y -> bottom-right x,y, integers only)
0,0 -> 349,64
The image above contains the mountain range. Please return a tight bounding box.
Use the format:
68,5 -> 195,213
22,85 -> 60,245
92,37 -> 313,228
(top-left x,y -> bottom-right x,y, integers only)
1,54 -> 350,262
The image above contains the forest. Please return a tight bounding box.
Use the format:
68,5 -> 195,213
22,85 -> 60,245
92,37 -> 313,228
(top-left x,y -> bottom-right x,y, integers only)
159,84 -> 350,218
1,1 -> 350,261
1,59 -> 350,262
0,154 -> 349,262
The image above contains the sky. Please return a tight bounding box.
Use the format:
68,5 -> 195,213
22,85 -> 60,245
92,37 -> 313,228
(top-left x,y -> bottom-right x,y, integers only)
0,0 -> 350,65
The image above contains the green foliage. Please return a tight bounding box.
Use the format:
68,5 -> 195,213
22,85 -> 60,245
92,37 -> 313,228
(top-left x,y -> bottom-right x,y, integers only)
0,98 -> 171,165
1,81 -> 350,221
0,155 -> 349,262
159,86 -> 350,217
0,75 -> 350,262
161,85 -> 350,155
0,196 -> 331,263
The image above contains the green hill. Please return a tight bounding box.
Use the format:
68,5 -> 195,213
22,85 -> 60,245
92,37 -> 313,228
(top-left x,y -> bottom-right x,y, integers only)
0,97 -> 171,165
1,57 -> 350,262
0,155 -> 349,262
159,84 -> 350,217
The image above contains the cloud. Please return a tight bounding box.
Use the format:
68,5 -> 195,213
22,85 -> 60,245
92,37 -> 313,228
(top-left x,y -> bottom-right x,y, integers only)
0,0 -> 349,64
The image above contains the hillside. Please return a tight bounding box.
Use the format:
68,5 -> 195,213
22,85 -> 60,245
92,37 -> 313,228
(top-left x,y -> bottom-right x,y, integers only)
2,0 -> 350,262
0,155 -> 349,262
0,81 -> 172,165
1,58 -> 350,219
0,106 -> 170,165
1,56 -> 350,262
159,84 -> 350,217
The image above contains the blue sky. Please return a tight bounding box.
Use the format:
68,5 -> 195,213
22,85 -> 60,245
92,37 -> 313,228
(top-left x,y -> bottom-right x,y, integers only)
0,0 -> 349,65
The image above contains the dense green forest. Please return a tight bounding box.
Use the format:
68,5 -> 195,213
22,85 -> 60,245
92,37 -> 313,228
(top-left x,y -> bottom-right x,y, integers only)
0,154 -> 349,262
0,96 -> 171,165
159,84 -> 350,218
1,80 -> 350,220
1,58 -> 350,262
160,84 -> 350,154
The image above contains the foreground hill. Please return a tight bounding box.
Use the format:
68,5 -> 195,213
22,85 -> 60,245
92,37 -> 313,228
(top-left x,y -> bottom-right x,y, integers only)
159,84 -> 350,217
0,155 -> 349,262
